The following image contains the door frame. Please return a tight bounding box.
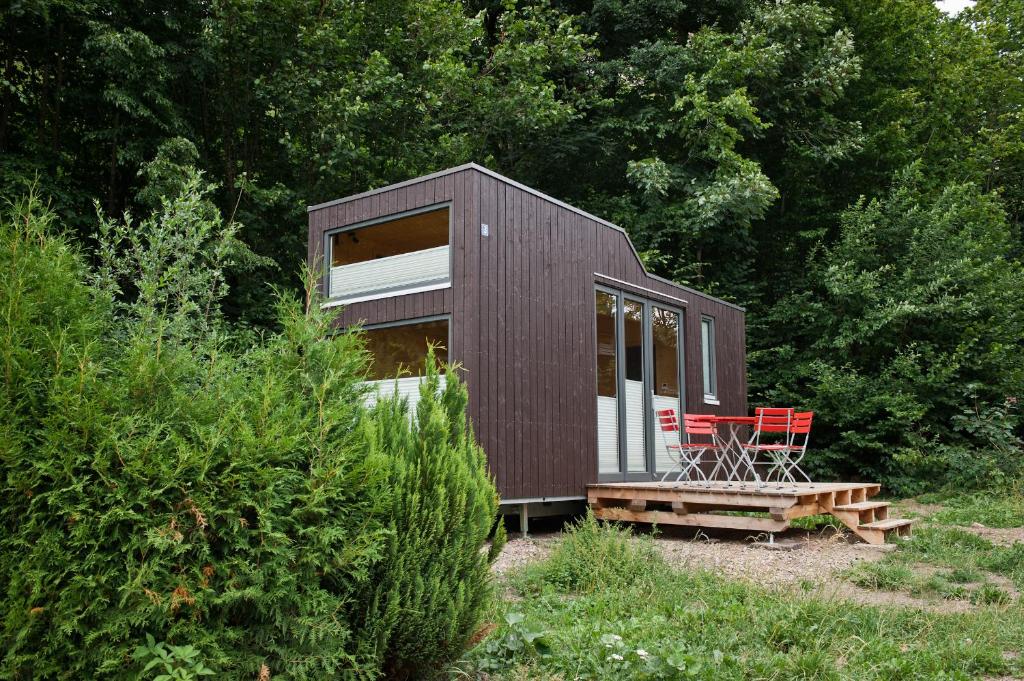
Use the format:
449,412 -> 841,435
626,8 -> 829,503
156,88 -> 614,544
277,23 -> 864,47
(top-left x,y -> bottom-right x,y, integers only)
648,301 -> 686,477
595,285 -> 687,482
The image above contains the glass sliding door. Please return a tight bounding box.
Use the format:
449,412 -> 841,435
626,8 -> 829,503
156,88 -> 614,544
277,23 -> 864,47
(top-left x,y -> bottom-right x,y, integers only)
596,287 -> 685,480
651,307 -> 682,473
595,291 -> 620,474
623,299 -> 647,473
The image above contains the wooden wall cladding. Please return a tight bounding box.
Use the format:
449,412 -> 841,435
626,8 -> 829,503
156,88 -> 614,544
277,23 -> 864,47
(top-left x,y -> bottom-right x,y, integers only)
308,166 -> 747,501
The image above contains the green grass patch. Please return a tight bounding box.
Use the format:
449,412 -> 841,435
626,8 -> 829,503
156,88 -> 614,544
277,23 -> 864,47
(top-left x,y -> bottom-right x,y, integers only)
913,574 -> 969,601
516,511 -> 665,594
926,492 -> 1024,528
893,527 -> 1024,590
848,561 -> 915,591
467,517 -> 1024,680
791,513 -> 844,531
972,583 -> 1012,606
939,566 -> 984,584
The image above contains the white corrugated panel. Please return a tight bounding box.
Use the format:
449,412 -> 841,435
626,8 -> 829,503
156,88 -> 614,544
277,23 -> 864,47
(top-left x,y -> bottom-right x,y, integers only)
653,395 -> 681,472
625,380 -> 646,472
597,396 -> 619,473
330,245 -> 449,300
363,375 -> 447,417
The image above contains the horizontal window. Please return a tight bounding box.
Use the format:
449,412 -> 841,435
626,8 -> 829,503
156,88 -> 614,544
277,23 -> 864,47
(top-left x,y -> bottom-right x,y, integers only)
362,318 -> 449,381
328,206 -> 450,300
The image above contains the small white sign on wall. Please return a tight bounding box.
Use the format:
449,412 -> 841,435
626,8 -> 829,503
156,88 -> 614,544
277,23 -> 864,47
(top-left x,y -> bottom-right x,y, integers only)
481,223 -> 489,237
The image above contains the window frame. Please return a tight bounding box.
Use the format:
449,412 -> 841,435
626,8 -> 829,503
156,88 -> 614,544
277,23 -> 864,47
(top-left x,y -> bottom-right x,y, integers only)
357,314 -> 452,380
700,315 -> 719,405
321,202 -> 454,306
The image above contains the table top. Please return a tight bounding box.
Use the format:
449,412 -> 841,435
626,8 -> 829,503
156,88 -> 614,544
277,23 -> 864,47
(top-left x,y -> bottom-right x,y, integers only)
706,415 -> 756,425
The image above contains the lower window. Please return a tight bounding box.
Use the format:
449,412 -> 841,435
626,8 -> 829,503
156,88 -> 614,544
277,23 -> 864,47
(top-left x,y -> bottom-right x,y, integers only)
361,318 -> 449,410
362,318 -> 449,380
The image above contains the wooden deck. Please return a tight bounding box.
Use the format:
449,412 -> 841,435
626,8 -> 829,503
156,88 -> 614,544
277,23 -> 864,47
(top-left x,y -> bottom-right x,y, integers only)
587,482 -> 913,544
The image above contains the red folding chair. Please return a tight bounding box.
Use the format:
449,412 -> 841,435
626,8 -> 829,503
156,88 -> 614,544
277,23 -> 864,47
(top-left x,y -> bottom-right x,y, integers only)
741,407 -> 793,488
769,411 -> 814,486
656,409 -> 716,486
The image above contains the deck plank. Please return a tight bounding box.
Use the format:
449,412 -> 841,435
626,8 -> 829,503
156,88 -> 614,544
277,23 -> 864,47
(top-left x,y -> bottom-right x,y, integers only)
586,481 -> 910,543
594,506 -> 789,532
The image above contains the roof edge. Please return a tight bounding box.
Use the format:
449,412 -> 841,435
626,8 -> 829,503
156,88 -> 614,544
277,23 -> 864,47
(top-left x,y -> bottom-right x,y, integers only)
306,163 -> 745,312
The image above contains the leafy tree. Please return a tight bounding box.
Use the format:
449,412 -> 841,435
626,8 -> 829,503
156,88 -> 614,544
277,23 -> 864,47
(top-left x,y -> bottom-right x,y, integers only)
0,0 -> 589,326
753,166 -> 1024,492
517,0 -> 862,303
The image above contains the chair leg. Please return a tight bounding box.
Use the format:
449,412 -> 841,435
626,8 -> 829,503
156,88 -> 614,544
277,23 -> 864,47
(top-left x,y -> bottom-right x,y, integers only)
734,449 -> 764,489
706,448 -> 728,486
681,451 -> 708,486
784,450 -> 813,486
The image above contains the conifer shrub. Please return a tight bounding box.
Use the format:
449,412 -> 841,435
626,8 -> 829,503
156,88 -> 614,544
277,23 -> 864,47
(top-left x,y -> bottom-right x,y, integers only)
353,357 -> 506,680
0,181 -> 502,679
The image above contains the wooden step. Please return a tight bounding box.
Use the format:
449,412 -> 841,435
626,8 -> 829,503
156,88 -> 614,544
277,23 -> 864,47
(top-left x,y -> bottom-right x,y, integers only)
834,501 -> 889,512
852,517 -> 913,544
859,518 -> 912,531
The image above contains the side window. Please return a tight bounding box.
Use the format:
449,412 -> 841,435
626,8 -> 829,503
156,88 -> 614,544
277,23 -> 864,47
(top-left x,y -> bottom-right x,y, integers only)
701,316 -> 717,402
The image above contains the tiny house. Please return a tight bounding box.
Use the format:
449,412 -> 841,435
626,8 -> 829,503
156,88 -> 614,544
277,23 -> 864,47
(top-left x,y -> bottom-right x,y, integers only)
307,164 -> 746,509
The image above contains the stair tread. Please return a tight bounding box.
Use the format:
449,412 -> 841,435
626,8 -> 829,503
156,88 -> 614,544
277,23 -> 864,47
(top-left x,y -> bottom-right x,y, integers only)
860,518 -> 913,530
835,501 -> 889,511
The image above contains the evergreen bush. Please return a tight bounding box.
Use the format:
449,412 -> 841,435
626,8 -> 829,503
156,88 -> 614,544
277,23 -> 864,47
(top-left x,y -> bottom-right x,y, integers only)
0,181 -> 502,679
353,356 -> 505,680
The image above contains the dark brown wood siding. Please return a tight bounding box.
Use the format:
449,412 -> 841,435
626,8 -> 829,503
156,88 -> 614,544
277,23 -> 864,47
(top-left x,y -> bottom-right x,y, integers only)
308,165 -> 747,501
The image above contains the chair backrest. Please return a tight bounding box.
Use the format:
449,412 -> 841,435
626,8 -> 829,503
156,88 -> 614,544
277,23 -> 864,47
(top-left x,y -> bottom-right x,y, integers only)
754,406 -> 793,433
655,408 -> 679,433
791,411 -> 813,435
683,413 -> 717,437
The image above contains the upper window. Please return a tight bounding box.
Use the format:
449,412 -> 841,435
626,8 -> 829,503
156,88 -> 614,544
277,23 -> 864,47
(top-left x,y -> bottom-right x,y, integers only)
328,206 -> 450,301
701,316 -> 717,402
362,318 -> 449,381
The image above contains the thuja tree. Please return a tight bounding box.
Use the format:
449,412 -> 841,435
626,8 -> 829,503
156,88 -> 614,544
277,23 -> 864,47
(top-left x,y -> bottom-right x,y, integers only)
354,358 -> 505,681
0,176 -> 504,678
0,183 -> 394,678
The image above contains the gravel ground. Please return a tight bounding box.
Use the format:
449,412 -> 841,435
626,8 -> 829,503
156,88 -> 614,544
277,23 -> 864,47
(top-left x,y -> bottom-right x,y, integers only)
652,528 -> 892,589
491,525 -> 891,589
491,534 -> 560,577
491,517 -> 1024,614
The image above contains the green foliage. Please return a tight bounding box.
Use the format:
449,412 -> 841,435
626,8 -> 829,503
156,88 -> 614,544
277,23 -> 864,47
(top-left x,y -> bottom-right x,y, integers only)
351,354 -> 502,681
0,188 -> 390,678
847,561 -> 914,591
2,0 -> 1022,492
472,531 -> 1024,680
0,0 -> 589,326
518,511 -> 666,594
754,167 -> 1024,491
473,611 -> 552,674
133,634 -> 216,680
927,490 -> 1024,528
0,185 -> 499,679
940,567 -> 984,585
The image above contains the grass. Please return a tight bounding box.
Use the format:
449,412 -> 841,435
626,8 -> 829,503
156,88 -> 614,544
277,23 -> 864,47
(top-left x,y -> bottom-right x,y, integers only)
890,526 -> 1024,591
839,518 -> 1024,610
463,512 -> 1024,680
847,561 -> 915,591
918,490 -> 1024,528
